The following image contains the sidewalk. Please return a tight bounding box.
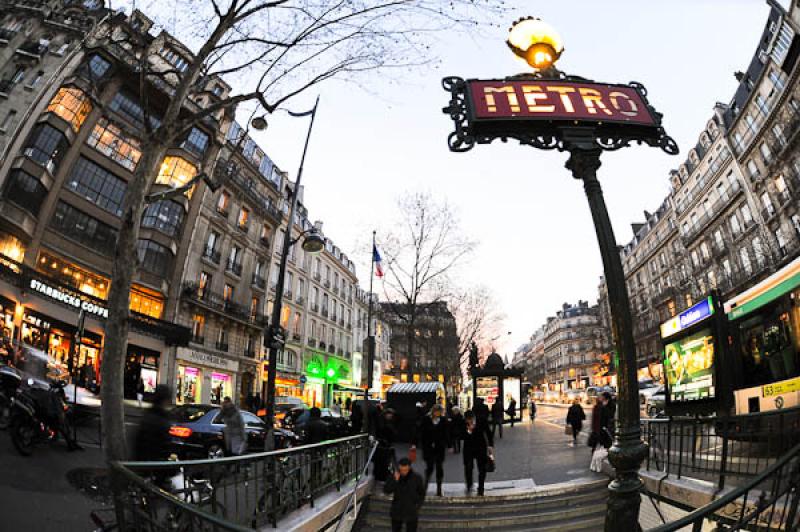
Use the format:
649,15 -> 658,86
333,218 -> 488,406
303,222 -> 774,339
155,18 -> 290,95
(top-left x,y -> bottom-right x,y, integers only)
392,416 -> 605,486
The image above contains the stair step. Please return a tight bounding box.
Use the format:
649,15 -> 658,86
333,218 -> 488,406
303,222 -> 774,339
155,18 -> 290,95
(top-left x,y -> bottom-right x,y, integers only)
367,490 -> 607,516
357,512 -> 606,531
363,504 -> 606,528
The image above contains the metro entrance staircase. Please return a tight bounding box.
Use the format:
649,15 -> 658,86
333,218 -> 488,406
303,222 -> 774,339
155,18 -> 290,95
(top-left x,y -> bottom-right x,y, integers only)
355,477 -> 608,531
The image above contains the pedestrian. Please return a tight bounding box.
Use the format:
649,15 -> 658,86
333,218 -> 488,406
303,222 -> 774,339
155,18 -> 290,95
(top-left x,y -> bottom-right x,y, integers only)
490,399 -> 504,439
246,392 -> 255,412
416,404 -> 450,496
462,410 -> 493,496
473,397 -> 490,427
220,396 -> 247,456
351,400 -> 363,434
132,385 -> 173,487
588,395 -> 613,452
345,396 -> 352,415
136,377 -> 145,408
529,400 -> 537,422
566,398 -> 586,447
449,406 -> 465,454
305,407 -> 329,444
506,397 -> 517,428
374,408 -> 397,481
383,457 -> 426,532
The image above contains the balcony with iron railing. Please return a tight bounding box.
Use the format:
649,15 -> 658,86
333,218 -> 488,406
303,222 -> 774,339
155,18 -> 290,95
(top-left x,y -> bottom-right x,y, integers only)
217,163 -> 282,223
732,106 -> 770,156
680,180 -> 742,245
190,334 -> 204,345
215,340 -> 229,352
226,258 -> 242,276
16,40 -> 48,58
674,148 -> 733,215
203,245 -> 221,265
181,282 -> 267,326
244,348 -> 257,358
0,28 -> 17,43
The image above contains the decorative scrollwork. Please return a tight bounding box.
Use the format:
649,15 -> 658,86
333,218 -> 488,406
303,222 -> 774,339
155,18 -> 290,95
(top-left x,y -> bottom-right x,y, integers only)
441,76 -> 476,152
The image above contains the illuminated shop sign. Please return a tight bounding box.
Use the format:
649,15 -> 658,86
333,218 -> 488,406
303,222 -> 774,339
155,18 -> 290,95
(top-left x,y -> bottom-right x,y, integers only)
660,297 -> 714,340
29,278 -> 108,318
467,80 -> 657,125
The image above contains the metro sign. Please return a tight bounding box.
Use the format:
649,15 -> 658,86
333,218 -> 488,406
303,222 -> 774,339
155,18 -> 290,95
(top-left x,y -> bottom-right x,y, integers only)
442,75 -> 677,155
468,80 -> 657,125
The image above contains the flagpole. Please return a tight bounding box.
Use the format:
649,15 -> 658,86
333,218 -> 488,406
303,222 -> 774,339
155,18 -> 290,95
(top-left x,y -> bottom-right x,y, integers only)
363,230 -> 377,435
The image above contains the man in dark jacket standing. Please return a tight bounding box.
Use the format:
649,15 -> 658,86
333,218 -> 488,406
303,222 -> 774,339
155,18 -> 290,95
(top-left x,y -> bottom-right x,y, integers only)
305,407 -> 329,445
462,410 -> 493,496
383,457 -> 425,532
415,404 -> 450,495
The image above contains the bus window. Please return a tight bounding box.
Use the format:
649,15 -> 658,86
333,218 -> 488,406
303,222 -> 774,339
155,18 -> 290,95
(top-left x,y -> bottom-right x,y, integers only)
736,310 -> 798,389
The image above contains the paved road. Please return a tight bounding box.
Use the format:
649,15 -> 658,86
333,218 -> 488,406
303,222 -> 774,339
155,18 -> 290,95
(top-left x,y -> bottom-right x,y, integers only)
393,403 -> 605,487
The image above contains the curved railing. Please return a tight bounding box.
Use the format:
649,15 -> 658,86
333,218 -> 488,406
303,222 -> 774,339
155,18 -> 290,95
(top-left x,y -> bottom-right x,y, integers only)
647,441 -> 800,531
641,407 -> 800,490
110,434 -> 373,531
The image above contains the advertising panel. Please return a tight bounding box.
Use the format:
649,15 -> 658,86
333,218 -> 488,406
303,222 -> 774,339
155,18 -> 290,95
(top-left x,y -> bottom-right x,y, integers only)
475,376 -> 499,406
664,328 -> 716,402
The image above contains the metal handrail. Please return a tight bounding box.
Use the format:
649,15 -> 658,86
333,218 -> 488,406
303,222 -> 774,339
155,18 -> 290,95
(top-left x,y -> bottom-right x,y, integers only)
334,437 -> 379,532
648,441 -> 800,532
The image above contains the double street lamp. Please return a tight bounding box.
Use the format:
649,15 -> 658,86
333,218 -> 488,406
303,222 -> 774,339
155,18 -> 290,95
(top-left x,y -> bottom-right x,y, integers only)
253,98 -> 325,441
442,18 -> 679,530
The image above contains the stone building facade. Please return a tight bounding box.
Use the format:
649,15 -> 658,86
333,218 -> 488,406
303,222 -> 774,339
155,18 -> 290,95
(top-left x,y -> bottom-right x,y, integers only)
541,301 -> 604,392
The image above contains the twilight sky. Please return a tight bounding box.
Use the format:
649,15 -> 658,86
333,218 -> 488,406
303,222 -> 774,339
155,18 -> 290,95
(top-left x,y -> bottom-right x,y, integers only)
130,0 -> 776,354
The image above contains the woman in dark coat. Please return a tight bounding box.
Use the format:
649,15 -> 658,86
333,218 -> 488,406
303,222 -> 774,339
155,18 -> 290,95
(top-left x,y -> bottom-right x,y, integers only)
565,398 -> 586,447
373,408 -> 397,481
416,404 -> 451,496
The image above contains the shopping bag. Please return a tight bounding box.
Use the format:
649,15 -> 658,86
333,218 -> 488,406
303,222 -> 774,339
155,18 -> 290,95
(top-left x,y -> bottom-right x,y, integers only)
486,453 -> 496,473
564,424 -> 572,435
590,447 -> 608,472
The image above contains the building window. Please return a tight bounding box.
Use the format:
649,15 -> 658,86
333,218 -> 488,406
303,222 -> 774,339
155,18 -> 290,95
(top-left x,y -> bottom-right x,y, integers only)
216,191 -> 230,216
87,118 -> 142,170
109,90 -> 161,129
260,224 -> 270,242
0,109 -> 16,131
746,160 -> 759,180
3,169 -> 48,215
730,214 -> 742,236
79,54 -> 111,81
700,242 -> 710,260
191,314 -> 205,340
50,201 -> 118,255
760,143 -> 773,164
37,251 -> 108,299
250,296 -> 260,319
752,236 -> 766,268
198,271 -> 211,298
130,286 -> 164,318
741,204 -> 753,225
156,156 -> 197,194
46,87 -> 92,132
223,283 -> 234,301
714,230 -> 724,250
740,248 -> 752,274
142,200 -> 184,237
776,228 -> 788,255
792,215 -> 800,237
237,207 -> 249,230
293,312 -> 302,335
181,127 -> 209,156
65,157 -> 127,216
722,258 -> 732,278
27,70 -> 43,88
136,239 -> 173,275
769,69 -> 786,91
761,193 -> 775,216
159,45 -> 189,72
23,123 -> 69,171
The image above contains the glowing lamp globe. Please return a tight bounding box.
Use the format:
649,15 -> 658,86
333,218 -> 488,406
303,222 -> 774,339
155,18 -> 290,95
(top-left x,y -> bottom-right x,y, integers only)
507,17 -> 564,71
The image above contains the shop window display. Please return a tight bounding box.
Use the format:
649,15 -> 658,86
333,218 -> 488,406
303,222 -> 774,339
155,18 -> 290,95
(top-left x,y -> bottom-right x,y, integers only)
177,365 -> 201,404
210,372 -> 231,405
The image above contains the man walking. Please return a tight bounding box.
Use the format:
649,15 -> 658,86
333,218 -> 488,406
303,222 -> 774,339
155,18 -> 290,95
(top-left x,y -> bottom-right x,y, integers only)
566,398 -> 586,447
383,457 -> 426,532
462,410 -> 493,496
416,404 -> 450,496
506,397 -> 517,428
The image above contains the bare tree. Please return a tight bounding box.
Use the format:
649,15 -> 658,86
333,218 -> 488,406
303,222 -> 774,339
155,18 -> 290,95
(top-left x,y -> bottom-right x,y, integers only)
87,1 -> 505,462
449,284 -> 504,375
380,192 -> 475,380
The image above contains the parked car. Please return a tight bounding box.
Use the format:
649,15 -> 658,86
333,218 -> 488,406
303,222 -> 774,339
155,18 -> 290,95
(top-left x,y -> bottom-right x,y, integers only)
639,380 -> 661,405
168,404 -> 299,459
285,407 -> 351,442
563,389 -> 583,404
273,398 -> 307,425
646,386 -> 666,418
543,390 -> 560,403
584,386 -> 602,404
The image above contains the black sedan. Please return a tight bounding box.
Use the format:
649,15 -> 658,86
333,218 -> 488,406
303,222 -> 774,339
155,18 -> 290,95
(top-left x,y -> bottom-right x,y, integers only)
286,407 -> 350,442
168,404 -> 298,459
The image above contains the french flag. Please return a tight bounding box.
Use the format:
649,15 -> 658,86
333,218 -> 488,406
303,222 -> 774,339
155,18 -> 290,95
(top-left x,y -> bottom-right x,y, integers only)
373,244 -> 384,278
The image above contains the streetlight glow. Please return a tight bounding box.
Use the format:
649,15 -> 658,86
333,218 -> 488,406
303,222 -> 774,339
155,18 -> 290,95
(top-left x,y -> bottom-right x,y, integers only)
507,17 -> 564,71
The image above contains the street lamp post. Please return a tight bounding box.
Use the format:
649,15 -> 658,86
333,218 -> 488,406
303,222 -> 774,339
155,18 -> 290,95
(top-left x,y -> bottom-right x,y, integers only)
441,18 -> 679,530
256,97 -> 325,440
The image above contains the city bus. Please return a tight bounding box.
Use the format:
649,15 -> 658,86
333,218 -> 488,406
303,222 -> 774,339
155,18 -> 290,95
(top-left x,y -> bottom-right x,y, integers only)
724,256 -> 800,415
